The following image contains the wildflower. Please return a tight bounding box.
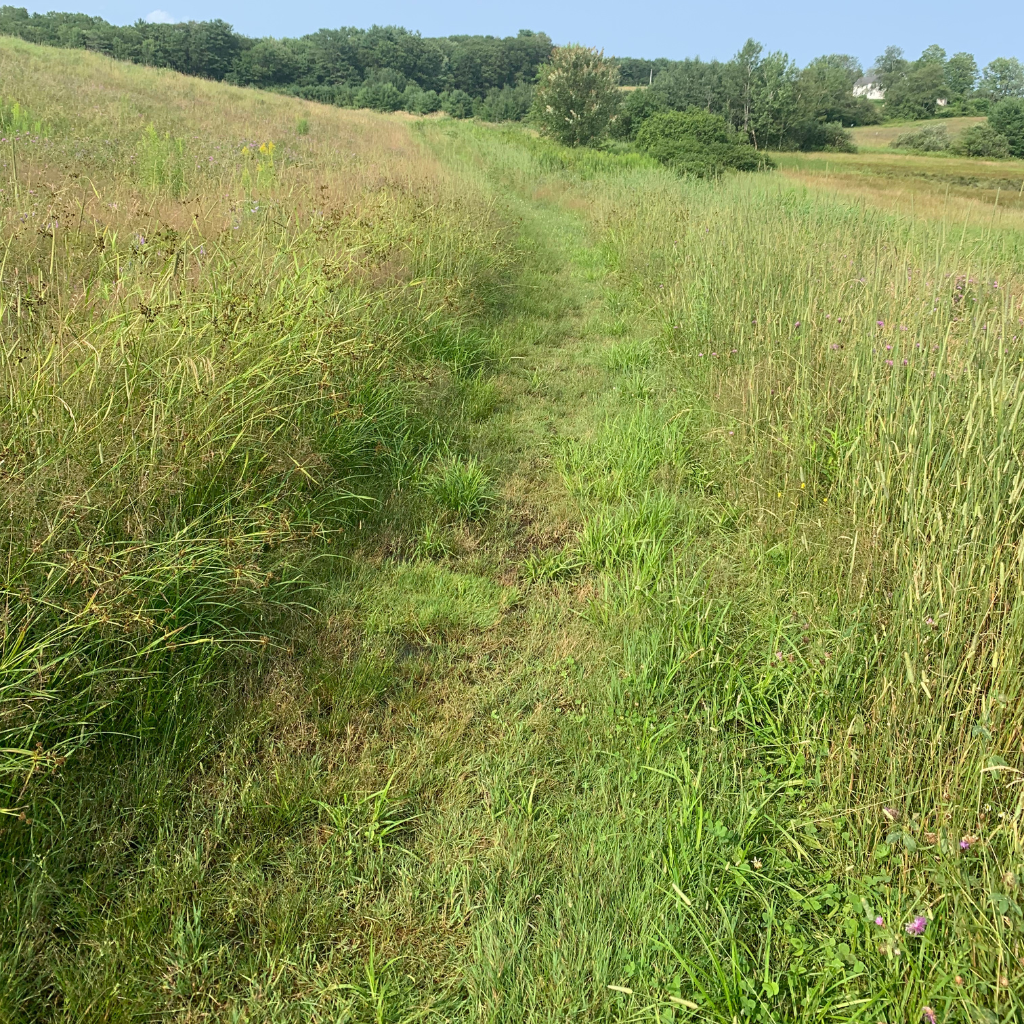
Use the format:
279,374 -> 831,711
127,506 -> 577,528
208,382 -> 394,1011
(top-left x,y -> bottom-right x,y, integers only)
775,651 -> 783,660
751,858 -> 762,870
960,839 -> 971,850
795,321 -> 801,328
922,1007 -> 936,1024
874,916 -> 885,927
905,916 -> 928,936
877,319 -> 885,328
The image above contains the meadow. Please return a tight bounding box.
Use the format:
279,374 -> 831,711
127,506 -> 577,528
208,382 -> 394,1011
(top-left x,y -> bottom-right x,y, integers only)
2,35 -> 1024,1024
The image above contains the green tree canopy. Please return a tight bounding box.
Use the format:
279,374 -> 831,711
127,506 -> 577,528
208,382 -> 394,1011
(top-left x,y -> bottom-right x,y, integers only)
944,52 -> 978,98
532,44 -> 620,147
989,98 -> 1024,156
981,58 -> 1024,100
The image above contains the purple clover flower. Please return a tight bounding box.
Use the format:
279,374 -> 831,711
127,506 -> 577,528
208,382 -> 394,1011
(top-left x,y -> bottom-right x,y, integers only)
905,916 -> 928,936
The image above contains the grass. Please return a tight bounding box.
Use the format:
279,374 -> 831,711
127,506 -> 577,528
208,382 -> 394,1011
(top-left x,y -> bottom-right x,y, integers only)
849,116 -> 987,151
778,148 -> 1024,232
3,36 -> 1024,1024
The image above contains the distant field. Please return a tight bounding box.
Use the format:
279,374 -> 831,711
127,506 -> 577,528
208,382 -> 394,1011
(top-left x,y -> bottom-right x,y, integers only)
849,116 -> 986,150
779,148 -> 1024,231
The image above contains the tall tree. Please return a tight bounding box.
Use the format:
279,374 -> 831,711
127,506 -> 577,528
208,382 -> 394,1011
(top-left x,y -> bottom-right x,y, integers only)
981,58 -> 1024,100
944,52 -> 978,98
532,44 -> 620,147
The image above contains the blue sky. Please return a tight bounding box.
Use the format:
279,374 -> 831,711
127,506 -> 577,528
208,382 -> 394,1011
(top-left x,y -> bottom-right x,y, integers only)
29,0 -> 1024,69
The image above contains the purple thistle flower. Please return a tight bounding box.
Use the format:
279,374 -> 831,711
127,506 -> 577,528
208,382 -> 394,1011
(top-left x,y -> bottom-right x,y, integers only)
960,839 -> 971,850
922,1007 -> 936,1024
905,915 -> 928,936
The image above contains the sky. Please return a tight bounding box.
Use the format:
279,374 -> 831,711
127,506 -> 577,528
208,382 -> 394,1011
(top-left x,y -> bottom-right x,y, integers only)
26,0 -> 1024,69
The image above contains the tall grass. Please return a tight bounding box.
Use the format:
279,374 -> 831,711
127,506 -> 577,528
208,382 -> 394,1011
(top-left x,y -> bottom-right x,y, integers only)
445,124 -> 1024,1017
0,39 -> 516,817
4,41 -> 1024,1021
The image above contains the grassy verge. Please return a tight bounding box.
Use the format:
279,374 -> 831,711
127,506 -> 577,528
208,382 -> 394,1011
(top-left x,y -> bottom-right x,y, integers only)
3,41 -> 1024,1024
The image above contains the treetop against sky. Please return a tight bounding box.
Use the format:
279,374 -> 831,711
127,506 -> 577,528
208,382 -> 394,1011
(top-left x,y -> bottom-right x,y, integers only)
11,0 -> 1024,67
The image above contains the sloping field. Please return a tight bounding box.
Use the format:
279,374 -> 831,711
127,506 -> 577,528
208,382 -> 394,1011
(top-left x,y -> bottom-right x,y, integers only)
779,148 -> 1024,230
849,116 -> 987,150
3,37 -> 1024,1024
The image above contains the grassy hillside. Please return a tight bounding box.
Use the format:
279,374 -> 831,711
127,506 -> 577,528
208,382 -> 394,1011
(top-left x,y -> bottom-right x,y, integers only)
778,148 -> 1024,231
3,36 -> 1024,1023
849,116 -> 987,151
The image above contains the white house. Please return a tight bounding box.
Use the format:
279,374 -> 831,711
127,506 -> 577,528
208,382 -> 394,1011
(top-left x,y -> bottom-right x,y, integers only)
853,75 -> 885,100
853,74 -> 948,106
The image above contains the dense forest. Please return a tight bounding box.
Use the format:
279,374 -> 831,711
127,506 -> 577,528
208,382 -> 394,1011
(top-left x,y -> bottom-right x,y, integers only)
0,6 -> 1022,148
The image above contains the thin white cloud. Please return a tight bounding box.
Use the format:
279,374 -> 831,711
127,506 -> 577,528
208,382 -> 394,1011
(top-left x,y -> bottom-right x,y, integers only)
145,9 -> 176,23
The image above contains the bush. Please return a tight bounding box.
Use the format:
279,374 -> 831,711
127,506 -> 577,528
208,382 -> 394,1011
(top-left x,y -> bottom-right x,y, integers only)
890,124 -> 950,151
532,44 -> 621,147
950,122 -> 1010,157
406,88 -> 440,114
608,87 -> 667,140
477,83 -> 534,122
356,80 -> 404,113
790,119 -> 857,152
441,89 -> 475,119
989,99 -> 1024,157
635,110 -> 774,177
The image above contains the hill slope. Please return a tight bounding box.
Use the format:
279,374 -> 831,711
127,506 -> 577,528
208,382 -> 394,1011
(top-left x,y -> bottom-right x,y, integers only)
3,37 -> 1024,1024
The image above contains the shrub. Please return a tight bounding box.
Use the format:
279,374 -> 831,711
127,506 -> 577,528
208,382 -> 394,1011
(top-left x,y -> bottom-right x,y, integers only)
608,87 -> 667,140
989,99 -> 1024,157
477,83 -> 534,122
441,89 -> 475,119
890,124 -> 950,151
532,44 -> 620,147
790,119 -> 857,152
950,122 -> 1010,157
356,80 -> 404,113
634,110 -> 774,177
406,88 -> 440,114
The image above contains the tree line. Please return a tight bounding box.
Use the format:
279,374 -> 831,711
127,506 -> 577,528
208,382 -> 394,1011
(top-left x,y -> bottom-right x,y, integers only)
0,6 -> 1021,148
0,7 -> 552,102
536,45 -> 1024,165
